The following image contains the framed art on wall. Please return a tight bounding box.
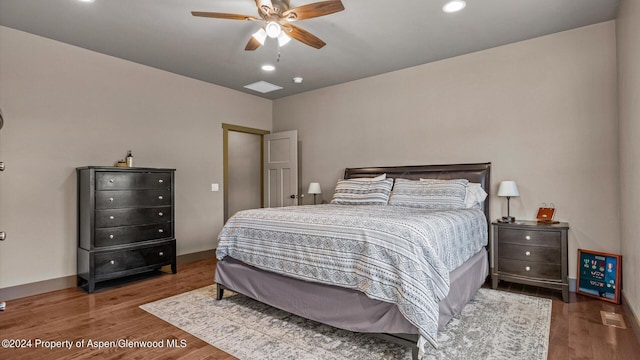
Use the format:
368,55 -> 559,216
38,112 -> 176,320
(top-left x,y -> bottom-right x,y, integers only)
577,249 -> 621,304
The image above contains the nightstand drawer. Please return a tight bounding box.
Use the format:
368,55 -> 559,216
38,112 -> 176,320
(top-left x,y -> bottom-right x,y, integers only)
498,243 -> 561,264
498,228 -> 560,248
500,258 -> 561,280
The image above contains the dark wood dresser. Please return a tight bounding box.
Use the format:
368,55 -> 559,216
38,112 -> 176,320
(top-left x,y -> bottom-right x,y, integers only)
491,220 -> 569,302
77,166 -> 176,293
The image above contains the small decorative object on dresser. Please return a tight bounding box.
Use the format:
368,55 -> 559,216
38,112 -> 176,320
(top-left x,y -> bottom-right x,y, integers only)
491,220 -> 569,302
76,166 -> 177,293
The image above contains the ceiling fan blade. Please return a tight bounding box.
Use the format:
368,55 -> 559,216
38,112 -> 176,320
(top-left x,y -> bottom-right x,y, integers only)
191,11 -> 258,21
245,36 -> 262,51
286,25 -> 326,49
282,1 -> 344,21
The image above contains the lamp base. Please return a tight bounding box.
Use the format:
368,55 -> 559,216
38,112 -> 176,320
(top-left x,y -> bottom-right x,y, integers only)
502,216 -> 516,223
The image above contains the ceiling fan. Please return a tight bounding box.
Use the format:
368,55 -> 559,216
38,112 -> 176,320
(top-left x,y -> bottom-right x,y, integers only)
192,0 -> 345,50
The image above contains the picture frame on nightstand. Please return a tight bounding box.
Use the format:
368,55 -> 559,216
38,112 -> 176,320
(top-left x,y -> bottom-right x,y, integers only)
577,249 -> 621,304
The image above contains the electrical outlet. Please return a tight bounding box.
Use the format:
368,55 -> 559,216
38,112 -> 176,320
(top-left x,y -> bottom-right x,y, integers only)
211,183 -> 219,192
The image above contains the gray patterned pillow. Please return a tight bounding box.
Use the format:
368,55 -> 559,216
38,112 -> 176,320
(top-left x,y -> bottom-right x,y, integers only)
330,178 -> 394,205
389,178 -> 469,209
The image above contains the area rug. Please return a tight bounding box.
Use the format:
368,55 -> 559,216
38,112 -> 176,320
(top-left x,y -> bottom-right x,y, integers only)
140,286 -> 551,360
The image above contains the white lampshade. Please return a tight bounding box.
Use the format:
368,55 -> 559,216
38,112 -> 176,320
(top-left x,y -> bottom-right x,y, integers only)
277,32 -> 291,47
252,28 -> 267,45
498,181 -> 520,197
308,182 -> 322,194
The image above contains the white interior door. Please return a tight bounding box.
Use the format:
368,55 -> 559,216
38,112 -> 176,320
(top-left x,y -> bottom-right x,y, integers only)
264,130 -> 298,207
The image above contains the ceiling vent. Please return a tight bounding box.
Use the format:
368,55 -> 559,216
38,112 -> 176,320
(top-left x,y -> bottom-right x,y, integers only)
244,81 -> 283,94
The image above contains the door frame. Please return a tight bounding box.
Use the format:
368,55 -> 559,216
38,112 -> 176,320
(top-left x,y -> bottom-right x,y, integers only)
222,123 -> 270,222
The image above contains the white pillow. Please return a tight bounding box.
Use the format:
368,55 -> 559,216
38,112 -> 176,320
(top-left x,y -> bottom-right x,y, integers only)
465,183 -> 488,209
351,173 -> 386,181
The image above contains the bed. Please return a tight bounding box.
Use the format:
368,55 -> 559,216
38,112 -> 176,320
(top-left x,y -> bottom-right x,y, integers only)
214,162 -> 491,359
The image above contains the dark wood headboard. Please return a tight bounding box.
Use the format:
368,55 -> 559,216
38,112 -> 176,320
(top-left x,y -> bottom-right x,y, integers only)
344,162 -> 492,225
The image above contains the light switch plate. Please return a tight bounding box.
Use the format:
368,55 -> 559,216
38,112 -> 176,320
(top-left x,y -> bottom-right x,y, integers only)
211,183 -> 219,192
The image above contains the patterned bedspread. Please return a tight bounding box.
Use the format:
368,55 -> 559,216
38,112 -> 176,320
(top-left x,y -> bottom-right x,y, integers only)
216,204 -> 487,348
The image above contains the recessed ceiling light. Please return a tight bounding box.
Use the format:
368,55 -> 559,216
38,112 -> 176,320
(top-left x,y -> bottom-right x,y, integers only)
78,0 -> 95,3
261,65 -> 275,71
442,0 -> 466,13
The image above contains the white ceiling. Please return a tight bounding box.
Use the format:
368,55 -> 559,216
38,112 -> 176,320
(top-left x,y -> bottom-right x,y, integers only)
0,0 -> 619,100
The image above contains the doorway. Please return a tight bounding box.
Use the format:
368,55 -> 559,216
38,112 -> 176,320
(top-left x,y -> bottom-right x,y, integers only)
222,124 -> 270,222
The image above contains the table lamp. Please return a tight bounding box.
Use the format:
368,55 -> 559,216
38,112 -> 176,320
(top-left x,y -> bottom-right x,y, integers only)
498,181 -> 519,222
308,182 -> 322,205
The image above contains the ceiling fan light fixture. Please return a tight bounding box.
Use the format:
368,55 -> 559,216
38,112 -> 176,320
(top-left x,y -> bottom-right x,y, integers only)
265,21 -> 282,38
277,32 -> 291,47
261,64 -> 276,71
442,0 -> 466,13
252,28 -> 267,45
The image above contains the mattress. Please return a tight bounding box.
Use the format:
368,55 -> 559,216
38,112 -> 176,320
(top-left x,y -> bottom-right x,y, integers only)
216,204 -> 488,347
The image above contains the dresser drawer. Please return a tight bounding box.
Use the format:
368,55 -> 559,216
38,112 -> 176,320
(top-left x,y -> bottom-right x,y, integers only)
95,206 -> 172,228
94,223 -> 173,248
96,172 -> 171,190
96,189 -> 172,209
94,242 -> 175,276
498,242 -> 561,264
498,228 -> 560,248
499,258 -> 561,280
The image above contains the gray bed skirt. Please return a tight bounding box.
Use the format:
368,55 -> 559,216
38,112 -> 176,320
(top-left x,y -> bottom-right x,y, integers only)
214,248 -> 488,334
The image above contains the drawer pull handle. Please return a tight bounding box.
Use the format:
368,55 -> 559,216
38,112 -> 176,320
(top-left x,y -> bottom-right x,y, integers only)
109,197 -> 114,202
110,260 -> 115,265
525,235 -> 531,240
158,229 -> 164,233
158,212 -> 163,216
525,266 -> 531,271
159,179 -> 164,183
158,195 -> 163,200
109,179 -> 114,183
159,251 -> 164,256
525,251 -> 531,256
109,216 -> 114,220
109,235 -> 114,239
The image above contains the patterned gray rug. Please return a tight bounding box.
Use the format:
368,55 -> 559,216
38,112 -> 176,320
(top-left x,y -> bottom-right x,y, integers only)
140,286 -> 551,360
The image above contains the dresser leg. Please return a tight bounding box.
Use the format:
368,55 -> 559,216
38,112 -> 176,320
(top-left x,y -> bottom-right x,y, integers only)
562,286 -> 569,303
492,277 -> 498,289
171,261 -> 177,274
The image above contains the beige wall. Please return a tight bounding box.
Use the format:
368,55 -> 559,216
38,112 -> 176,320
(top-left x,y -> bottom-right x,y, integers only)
0,26 -> 272,289
617,0 -> 640,320
274,22 -> 620,286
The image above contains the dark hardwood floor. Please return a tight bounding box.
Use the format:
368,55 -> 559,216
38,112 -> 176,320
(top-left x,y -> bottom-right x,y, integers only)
1,258 -> 638,359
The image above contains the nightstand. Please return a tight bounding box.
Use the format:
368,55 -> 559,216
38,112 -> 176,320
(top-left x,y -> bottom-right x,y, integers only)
491,220 -> 569,302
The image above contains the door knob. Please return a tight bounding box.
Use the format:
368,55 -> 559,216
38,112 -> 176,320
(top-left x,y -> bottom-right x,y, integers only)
0,231 -> 5,241
0,162 -> 4,171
